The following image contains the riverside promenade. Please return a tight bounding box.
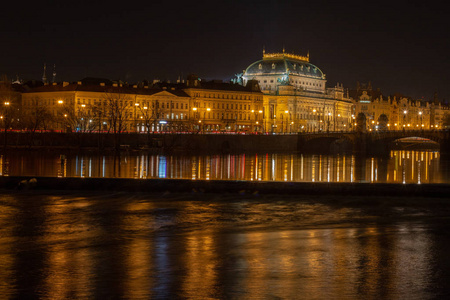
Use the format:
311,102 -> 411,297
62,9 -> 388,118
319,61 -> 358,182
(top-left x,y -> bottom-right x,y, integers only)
1,130 -> 449,155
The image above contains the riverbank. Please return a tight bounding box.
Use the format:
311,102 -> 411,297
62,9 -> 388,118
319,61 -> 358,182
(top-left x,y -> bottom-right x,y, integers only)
1,176 -> 449,198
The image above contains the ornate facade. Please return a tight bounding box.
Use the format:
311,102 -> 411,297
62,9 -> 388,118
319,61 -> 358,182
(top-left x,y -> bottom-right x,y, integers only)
352,83 -> 448,131
12,51 -> 450,134
21,77 -> 264,133
242,50 -> 354,133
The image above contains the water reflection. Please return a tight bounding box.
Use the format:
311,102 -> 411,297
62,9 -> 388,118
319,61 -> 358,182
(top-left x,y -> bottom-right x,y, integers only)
0,150 -> 448,183
1,193 -> 446,298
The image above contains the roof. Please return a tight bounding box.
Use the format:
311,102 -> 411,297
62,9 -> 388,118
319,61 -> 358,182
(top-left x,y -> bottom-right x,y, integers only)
186,80 -> 262,93
244,54 -> 325,79
24,83 -> 190,97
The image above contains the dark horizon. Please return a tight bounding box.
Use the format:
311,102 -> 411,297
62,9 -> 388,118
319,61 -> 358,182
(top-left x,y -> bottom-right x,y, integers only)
1,1 -> 448,101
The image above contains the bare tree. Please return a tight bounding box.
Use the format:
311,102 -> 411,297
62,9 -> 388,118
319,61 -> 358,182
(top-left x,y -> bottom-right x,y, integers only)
59,102 -> 78,132
137,99 -> 166,142
21,96 -> 54,146
0,75 -> 20,146
103,90 -> 131,149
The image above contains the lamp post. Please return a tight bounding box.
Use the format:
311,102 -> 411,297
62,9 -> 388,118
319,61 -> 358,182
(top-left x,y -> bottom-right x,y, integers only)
419,111 -> 423,130
192,107 -> 198,132
134,102 -> 140,132
403,110 -> 407,131
351,114 -> 355,132
3,101 -> 10,147
206,107 -> 211,132
313,109 -> 317,133
251,110 -> 255,132
327,112 -> 331,132
284,110 -> 289,133
258,110 -> 263,133
57,100 -> 64,132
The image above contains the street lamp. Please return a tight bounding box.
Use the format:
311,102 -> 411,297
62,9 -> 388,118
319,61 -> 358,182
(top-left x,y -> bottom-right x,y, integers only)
192,107 -> 198,132
418,111 -> 423,129
313,109 -> 317,132
57,100 -> 64,131
402,110 -> 407,130
327,112 -> 331,132
3,101 -> 10,147
283,110 -> 289,133
134,103 -> 140,132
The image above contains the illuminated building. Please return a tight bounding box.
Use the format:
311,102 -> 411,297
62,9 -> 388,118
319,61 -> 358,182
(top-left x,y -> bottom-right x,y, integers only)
21,77 -> 263,133
352,83 -> 449,131
184,75 -> 264,132
21,79 -> 191,132
241,49 -> 354,133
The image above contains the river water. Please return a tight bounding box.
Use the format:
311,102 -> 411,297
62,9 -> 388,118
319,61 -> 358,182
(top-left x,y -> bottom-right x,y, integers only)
1,150 -> 450,299
1,149 -> 449,183
1,190 -> 450,299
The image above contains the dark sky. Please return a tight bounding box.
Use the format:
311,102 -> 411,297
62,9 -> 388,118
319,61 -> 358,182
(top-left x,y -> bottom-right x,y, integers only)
1,1 -> 449,101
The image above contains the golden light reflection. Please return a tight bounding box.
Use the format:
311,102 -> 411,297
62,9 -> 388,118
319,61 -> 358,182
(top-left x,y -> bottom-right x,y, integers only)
231,225 -> 432,298
123,201 -> 154,299
182,220 -> 218,299
0,150 -> 443,183
41,197 -> 94,299
0,195 -> 16,299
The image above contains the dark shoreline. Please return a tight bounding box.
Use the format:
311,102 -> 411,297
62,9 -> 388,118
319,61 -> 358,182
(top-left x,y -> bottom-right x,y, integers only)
1,176 -> 449,198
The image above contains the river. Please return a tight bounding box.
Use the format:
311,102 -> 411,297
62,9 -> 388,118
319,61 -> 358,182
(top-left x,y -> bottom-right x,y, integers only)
1,149 -> 450,299
0,190 -> 449,299
1,149 -> 449,184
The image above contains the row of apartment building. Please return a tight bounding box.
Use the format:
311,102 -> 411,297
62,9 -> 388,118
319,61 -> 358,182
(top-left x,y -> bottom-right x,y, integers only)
0,76 -> 448,134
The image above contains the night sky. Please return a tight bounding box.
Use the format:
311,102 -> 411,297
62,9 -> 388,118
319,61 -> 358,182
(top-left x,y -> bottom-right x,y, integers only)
1,1 -> 448,101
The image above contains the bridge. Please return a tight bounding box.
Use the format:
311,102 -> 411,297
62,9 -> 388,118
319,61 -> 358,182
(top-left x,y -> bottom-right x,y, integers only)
297,130 -> 450,155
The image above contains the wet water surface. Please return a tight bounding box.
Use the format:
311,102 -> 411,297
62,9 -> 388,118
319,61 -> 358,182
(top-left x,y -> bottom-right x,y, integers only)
1,191 -> 449,299
1,149 -> 449,184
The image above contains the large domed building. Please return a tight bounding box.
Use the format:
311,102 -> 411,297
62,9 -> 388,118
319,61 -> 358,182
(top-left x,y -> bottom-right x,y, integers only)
243,49 -> 326,94
241,49 -> 354,133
